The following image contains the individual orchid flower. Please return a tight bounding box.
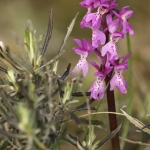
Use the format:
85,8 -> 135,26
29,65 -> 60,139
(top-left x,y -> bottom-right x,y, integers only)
84,7 -> 103,30
89,75 -> 105,99
112,6 -> 134,36
79,0 -> 109,9
101,33 -> 122,60
81,3 -> 117,30
88,56 -> 112,100
101,16 -> 123,60
80,3 -> 95,28
110,52 -> 132,94
80,0 -> 100,9
92,29 -> 106,48
80,10 -> 93,28
84,5 -> 110,29
71,39 -> 94,77
80,0 -> 96,9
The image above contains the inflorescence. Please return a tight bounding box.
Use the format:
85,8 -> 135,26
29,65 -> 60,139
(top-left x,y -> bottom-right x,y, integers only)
71,0 -> 134,100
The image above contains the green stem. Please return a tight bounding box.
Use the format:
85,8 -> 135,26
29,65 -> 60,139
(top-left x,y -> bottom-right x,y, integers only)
83,101 -> 102,142
120,33 -> 133,150
34,136 -> 49,150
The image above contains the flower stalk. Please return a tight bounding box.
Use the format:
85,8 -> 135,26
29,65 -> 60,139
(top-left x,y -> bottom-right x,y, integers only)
105,75 -> 120,150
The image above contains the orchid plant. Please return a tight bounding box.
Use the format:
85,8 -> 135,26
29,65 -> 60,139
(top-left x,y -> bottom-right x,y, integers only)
72,0 -> 134,99
71,0 -> 134,150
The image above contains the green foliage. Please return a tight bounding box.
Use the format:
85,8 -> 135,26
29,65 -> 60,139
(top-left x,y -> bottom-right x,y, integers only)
0,11 -> 79,150
66,125 -> 122,150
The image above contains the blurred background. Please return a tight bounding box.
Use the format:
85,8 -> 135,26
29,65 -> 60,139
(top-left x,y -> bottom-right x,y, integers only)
0,0 -> 150,149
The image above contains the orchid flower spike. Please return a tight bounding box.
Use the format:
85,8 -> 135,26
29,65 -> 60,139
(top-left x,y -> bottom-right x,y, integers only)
110,52 -> 132,94
71,39 -> 94,77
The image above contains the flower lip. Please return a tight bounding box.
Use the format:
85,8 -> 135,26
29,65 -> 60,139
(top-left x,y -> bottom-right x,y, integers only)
88,76 -> 105,100
110,70 -> 128,94
92,29 -> 106,48
71,53 -> 89,77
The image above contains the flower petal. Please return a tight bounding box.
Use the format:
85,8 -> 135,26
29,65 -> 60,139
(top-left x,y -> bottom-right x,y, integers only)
122,52 -> 132,63
122,21 -> 134,35
92,29 -> 106,48
106,14 -> 112,26
108,19 -> 119,33
73,48 -> 87,55
110,70 -> 128,94
80,13 -> 92,28
123,10 -> 134,20
126,22 -> 134,35
119,6 -> 130,15
88,77 -> 105,100
86,12 -> 102,30
90,61 -> 100,71
102,41 -> 118,60
82,39 -> 94,54
71,56 -> 89,77
74,39 -> 83,48
73,39 -> 93,55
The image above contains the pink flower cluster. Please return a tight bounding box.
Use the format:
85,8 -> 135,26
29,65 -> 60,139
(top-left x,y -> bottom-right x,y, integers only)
71,0 -> 134,100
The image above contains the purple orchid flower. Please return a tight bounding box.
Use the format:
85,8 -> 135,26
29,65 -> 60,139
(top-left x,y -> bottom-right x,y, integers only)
80,5 -> 105,29
81,3 -> 117,30
80,0 -> 101,9
71,39 -> 94,77
92,29 -> 106,48
88,56 -> 112,99
80,0 -> 112,9
110,52 -> 132,94
101,15 -> 123,60
83,7 -> 103,30
80,4 -> 94,29
101,33 -> 122,60
112,6 -> 134,36
89,76 -> 105,99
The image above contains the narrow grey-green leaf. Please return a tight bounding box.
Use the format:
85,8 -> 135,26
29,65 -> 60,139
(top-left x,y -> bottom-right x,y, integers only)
70,112 -> 80,125
95,124 -> 122,149
9,52 -> 33,74
80,118 -> 103,126
67,134 -> 84,150
41,8 -> 54,56
36,50 -> 65,72
121,109 -> 150,134
58,12 -> 79,53
0,128 -> 25,139
0,45 -> 24,72
77,138 -> 85,150
67,134 -> 78,144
